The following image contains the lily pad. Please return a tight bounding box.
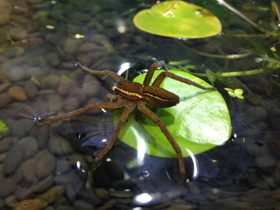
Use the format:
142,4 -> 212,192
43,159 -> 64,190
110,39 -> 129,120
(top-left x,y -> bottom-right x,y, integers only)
114,70 -> 231,158
133,1 -> 221,38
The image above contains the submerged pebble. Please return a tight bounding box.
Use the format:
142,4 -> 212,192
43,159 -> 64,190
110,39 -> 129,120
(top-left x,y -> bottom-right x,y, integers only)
0,82 -> 11,93
41,74 -> 60,88
0,0 -> 12,25
32,125 -> 49,149
49,135 -> 74,155
47,94 -> 63,112
109,190 -> 134,198
0,153 -> 7,162
0,137 -> 17,153
54,170 -> 78,186
0,93 -> 12,108
35,151 -> 56,178
14,199 -> 48,210
5,195 -> 18,208
19,136 -> 38,159
0,178 -> 16,197
55,159 -> 71,175
8,86 -> 27,101
9,27 -> 28,40
22,158 -> 37,182
36,186 -> 65,205
63,38 -> 78,54
73,200 -> 95,210
23,81 -> 38,98
33,175 -> 54,194
14,186 -> 33,200
6,119 -> 34,138
57,80 -> 71,96
255,155 -> 276,175
63,97 -> 80,112
95,188 -> 109,200
78,43 -> 98,52
96,199 -> 117,210
3,143 -> 24,175
7,66 -> 25,82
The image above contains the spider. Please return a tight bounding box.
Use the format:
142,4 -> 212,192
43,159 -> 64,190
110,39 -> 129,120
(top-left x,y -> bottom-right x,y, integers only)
37,60 -> 216,182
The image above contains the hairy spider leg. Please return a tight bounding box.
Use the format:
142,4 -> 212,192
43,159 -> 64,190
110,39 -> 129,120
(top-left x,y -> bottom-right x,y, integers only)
89,102 -> 136,169
37,63 -> 127,124
141,60 -> 216,91
76,62 -> 123,82
152,71 -> 216,90
143,60 -> 167,87
38,100 -> 128,124
136,101 -> 187,182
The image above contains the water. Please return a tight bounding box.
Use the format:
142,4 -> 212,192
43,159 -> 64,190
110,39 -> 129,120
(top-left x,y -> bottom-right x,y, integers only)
0,0 -> 280,209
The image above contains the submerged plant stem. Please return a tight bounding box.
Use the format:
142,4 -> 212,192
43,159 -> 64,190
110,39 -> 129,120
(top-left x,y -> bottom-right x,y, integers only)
220,69 -> 265,77
178,42 -> 252,59
192,69 -> 265,77
216,0 -> 271,34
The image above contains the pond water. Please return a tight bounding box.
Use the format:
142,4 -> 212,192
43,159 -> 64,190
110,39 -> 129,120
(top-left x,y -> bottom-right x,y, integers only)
1,0 -> 280,209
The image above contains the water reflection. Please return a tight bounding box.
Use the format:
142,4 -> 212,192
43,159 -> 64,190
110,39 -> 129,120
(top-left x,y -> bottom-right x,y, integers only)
186,148 -> 199,180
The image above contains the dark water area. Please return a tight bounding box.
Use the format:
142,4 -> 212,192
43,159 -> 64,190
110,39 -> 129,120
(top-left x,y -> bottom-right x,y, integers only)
1,0 -> 280,209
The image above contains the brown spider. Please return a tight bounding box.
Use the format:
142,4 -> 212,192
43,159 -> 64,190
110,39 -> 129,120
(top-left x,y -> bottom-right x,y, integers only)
38,61 -> 216,182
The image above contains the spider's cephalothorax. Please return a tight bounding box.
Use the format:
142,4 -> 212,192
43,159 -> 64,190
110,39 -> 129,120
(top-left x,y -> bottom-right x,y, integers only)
115,78 -> 179,108
38,61 -> 216,182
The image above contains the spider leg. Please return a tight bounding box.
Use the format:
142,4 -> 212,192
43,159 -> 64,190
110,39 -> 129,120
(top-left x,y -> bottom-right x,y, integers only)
136,101 -> 186,182
37,99 -> 128,124
76,62 -> 123,82
143,60 -> 166,87
152,72 -> 216,90
89,102 -> 136,169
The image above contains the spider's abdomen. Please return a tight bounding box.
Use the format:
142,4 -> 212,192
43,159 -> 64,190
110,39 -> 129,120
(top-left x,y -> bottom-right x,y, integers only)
143,86 -> 179,108
114,79 -> 143,99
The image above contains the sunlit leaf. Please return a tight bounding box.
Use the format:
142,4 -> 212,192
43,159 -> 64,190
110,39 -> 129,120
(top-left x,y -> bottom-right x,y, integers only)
0,120 -> 9,138
236,95 -> 244,100
114,70 -> 231,158
133,1 -> 222,38
228,91 -> 236,98
234,88 -> 243,95
224,87 -> 233,92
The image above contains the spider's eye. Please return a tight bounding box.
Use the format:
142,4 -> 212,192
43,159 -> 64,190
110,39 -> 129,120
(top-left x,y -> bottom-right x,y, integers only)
118,81 -> 122,85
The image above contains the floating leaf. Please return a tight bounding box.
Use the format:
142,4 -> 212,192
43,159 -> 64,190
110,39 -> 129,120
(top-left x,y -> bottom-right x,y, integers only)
133,1 -> 222,38
114,70 -> 231,158
225,88 -> 244,99
234,88 -> 243,95
0,120 -> 9,138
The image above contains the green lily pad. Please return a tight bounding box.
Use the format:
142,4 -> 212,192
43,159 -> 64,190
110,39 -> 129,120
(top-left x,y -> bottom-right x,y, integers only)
133,1 -> 222,38
114,70 -> 231,158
